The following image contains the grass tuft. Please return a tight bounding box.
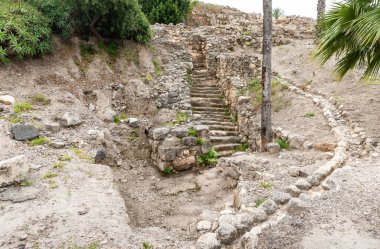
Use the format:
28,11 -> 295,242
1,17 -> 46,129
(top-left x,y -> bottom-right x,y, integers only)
14,102 -> 33,114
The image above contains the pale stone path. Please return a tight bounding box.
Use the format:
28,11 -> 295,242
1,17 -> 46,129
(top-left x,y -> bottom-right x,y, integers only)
190,45 -> 242,157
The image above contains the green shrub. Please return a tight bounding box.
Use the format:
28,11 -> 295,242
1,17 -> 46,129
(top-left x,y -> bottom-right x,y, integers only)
28,0 -> 152,43
188,127 -> 196,137
163,167 -> 173,176
197,149 -> 218,166
139,0 -> 192,24
305,112 -> 315,117
176,112 -> 188,124
14,102 -> 33,113
258,182 -> 273,189
255,198 -> 265,207
30,93 -> 50,105
196,137 -> 204,145
153,58 -> 164,76
0,0 -> 52,63
276,138 -> 289,150
31,137 -> 50,146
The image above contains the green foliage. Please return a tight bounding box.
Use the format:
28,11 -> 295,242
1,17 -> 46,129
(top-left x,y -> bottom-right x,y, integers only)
272,7 -> 285,19
197,149 -> 218,166
139,0 -> 192,24
255,198 -> 266,207
114,115 -> 121,124
163,167 -> 173,176
41,171 -> 58,179
80,43 -> 96,60
30,93 -> 50,105
258,182 -> 273,189
53,161 -> 65,170
153,58 -> 164,76
58,154 -> 72,162
124,44 -> 139,64
0,0 -> 52,63
28,0 -> 152,43
20,179 -> 34,187
305,112 -> 315,117
196,137 -> 204,145
8,115 -> 23,124
31,137 -> 50,146
276,138 -> 289,150
176,112 -> 188,124
188,127 -> 197,137
143,242 -> 154,249
314,0 -> 380,79
14,102 -> 33,114
240,143 -> 249,152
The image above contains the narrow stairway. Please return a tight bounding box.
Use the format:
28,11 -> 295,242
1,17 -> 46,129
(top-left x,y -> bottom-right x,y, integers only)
190,50 -> 242,157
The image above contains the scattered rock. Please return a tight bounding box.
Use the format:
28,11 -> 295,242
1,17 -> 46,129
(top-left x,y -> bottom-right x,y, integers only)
251,208 -> 268,223
196,233 -> 221,249
0,155 -> 29,187
44,121 -> 60,133
78,205 -> 89,215
237,96 -> 250,105
216,223 -> 237,244
260,199 -> 278,215
0,186 -> 40,203
295,179 -> 312,190
288,134 -> 306,149
101,109 -> 116,122
171,127 -> 188,138
288,166 -> 301,177
152,127 -> 170,140
0,95 -> 15,105
271,192 -> 292,205
95,148 -> 106,163
182,136 -> 197,146
267,142 -> 281,154
287,198 -> 311,216
127,118 -> 139,128
173,156 -> 195,171
50,140 -> 65,149
88,130 -> 105,140
284,185 -> 301,197
231,213 -> 254,234
200,209 -> 220,222
60,112 -> 83,127
196,220 -> 212,231
11,124 -> 39,141
314,143 -> 337,152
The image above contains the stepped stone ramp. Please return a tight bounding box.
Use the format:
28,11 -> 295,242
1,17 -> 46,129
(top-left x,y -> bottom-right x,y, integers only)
190,49 -> 242,157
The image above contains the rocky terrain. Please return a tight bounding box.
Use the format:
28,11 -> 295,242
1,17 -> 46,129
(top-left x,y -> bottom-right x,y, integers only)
0,2 -> 379,249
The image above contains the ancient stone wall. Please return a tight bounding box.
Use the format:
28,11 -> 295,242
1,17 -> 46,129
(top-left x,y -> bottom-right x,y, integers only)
149,125 -> 211,171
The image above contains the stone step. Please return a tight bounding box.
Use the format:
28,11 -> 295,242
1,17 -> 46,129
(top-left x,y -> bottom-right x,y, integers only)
193,111 -> 230,117
210,130 -> 239,136
190,93 -> 221,98
190,97 -> 224,104
214,143 -> 242,152
192,106 -> 226,112
209,125 -> 237,131
193,76 -> 216,81
191,90 -> 222,95
199,120 -> 235,126
192,87 -> 220,91
191,102 -> 225,108
193,80 -> 219,85
217,150 -> 237,158
211,136 -> 241,144
198,116 -> 232,122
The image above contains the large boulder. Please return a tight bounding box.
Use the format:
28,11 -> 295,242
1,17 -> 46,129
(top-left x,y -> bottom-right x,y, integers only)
60,112 -> 83,127
0,95 -> 15,105
11,124 -> 39,141
216,223 -> 238,244
0,155 -> 29,187
196,233 -> 221,249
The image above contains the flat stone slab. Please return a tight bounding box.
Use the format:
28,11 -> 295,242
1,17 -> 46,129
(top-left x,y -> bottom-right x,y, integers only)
12,124 -> 39,141
0,186 -> 41,203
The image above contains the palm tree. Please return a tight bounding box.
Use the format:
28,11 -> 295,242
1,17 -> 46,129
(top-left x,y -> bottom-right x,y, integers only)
316,0 -> 326,34
272,7 -> 284,20
261,0 -> 273,150
314,0 -> 380,79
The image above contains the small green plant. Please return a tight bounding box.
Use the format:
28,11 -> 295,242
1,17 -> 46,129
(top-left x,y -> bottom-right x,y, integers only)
8,115 -> 23,124
129,131 -> 138,141
197,149 -> 218,166
106,42 -> 118,57
272,7 -> 285,19
240,143 -> 249,151
144,74 -> 154,81
276,138 -> 289,150
143,242 -> 154,249
176,112 -> 188,124
114,115 -> 121,124
72,148 -> 93,162
188,127 -> 197,137
153,58 -> 164,76
305,112 -> 315,117
14,102 -> 33,114
58,154 -> 72,161
255,198 -> 266,207
125,45 -> 140,65
79,43 -> 96,60
30,93 -> 49,105
31,137 -> 50,146
258,182 -> 273,189
196,137 -> 204,145
48,180 -> 58,189
163,167 -> 173,176
20,179 -> 34,187
41,172 -> 58,179
53,161 -> 65,170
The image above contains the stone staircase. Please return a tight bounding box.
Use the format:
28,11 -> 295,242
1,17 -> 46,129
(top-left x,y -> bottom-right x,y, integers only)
190,50 -> 241,157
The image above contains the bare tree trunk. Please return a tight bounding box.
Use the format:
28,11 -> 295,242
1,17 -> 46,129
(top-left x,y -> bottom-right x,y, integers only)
261,0 -> 273,151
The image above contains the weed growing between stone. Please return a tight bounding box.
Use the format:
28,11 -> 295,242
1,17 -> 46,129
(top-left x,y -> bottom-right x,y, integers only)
197,149 -> 218,166
276,138 -> 289,150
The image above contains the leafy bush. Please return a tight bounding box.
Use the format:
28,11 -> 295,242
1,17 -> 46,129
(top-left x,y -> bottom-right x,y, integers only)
27,0 -> 152,43
0,0 -> 52,63
276,138 -> 289,150
140,0 -> 192,24
197,149 -> 218,166
188,127 -> 196,137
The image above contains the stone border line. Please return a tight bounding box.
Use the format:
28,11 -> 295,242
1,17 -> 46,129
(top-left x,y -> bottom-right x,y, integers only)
194,76 -> 370,249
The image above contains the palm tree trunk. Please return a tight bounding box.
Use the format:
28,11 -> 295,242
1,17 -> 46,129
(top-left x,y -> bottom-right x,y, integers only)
317,0 -> 326,35
261,0 -> 273,151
